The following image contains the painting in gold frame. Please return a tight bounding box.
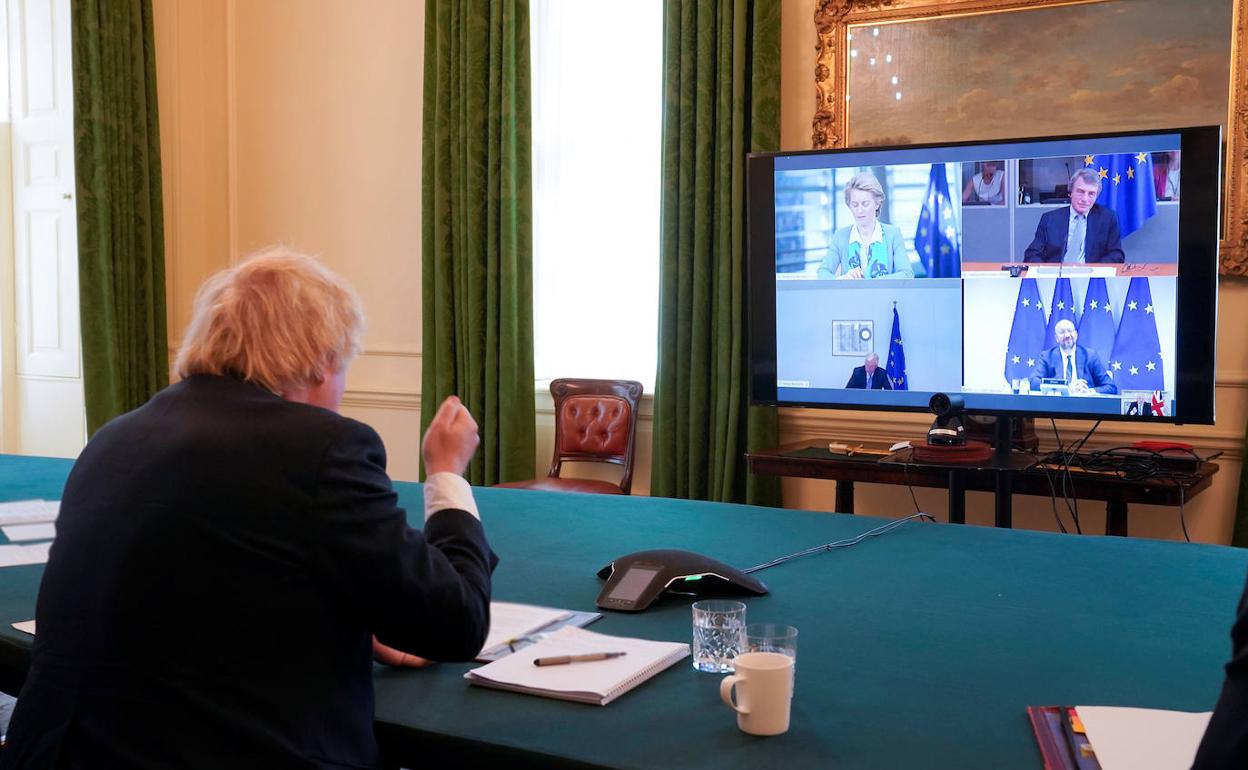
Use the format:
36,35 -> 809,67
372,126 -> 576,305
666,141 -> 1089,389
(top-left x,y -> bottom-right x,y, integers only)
812,0 -> 1248,275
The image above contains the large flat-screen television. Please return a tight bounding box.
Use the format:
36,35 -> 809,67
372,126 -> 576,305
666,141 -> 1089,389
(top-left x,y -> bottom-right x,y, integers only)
746,126 -> 1220,424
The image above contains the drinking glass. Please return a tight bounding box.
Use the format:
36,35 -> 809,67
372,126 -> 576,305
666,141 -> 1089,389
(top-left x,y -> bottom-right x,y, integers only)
691,600 -> 746,673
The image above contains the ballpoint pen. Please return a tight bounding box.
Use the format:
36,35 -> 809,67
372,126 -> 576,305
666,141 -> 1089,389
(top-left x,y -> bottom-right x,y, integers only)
533,652 -> 627,666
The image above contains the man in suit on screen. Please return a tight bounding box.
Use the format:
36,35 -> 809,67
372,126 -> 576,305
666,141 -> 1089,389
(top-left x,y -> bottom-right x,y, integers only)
846,352 -> 893,390
1028,319 -> 1117,395
1023,168 -> 1125,263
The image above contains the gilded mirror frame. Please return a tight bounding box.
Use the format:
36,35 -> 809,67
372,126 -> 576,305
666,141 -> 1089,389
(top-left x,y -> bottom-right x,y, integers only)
812,0 -> 1248,276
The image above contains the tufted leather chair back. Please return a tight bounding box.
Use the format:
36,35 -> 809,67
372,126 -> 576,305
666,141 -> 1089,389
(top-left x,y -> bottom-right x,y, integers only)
549,379 -> 643,494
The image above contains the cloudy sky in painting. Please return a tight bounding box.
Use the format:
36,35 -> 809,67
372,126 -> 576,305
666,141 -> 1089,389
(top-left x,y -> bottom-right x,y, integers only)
846,0 -> 1233,145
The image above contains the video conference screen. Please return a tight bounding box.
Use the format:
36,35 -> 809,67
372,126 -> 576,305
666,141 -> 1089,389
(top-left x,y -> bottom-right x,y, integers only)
747,127 -> 1220,424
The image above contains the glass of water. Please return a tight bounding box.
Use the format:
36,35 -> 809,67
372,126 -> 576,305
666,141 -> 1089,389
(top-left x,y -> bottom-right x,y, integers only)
691,599 -> 747,673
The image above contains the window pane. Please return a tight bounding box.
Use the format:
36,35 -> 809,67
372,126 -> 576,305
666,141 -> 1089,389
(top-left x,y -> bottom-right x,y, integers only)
531,0 -> 662,389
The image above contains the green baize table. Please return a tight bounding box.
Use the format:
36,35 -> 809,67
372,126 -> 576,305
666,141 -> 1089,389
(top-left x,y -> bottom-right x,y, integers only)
0,455 -> 1241,769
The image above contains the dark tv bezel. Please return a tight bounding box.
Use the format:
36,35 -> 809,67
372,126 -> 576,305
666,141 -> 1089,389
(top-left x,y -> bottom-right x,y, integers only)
746,125 -> 1220,426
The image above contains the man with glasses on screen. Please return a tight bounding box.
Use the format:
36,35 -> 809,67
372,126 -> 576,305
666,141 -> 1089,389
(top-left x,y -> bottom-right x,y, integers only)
1023,168 -> 1125,264
845,352 -> 893,390
1028,319 -> 1116,395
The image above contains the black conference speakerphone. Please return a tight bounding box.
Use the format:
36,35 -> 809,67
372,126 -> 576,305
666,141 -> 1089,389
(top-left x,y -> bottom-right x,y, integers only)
595,549 -> 769,612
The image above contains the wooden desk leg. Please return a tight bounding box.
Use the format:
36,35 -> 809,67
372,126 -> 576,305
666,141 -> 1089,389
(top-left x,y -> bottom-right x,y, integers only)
1106,501 -> 1128,536
836,479 -> 854,514
948,471 -> 966,525
995,472 -> 1013,529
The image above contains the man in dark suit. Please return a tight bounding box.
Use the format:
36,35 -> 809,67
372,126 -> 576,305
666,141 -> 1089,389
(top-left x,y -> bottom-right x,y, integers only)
1027,319 -> 1117,395
845,352 -> 893,390
0,251 -> 496,769
1023,168 -> 1125,263
1193,569 -> 1248,768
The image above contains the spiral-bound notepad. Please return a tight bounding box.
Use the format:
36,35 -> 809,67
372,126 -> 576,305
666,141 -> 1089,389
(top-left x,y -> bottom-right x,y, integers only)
464,626 -> 689,705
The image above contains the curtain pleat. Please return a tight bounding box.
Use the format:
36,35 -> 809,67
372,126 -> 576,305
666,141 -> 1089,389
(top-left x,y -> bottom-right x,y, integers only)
651,0 -> 780,505
421,0 -> 535,485
72,0 -> 169,435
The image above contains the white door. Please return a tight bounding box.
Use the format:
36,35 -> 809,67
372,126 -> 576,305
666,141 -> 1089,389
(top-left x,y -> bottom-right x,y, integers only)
5,0 -> 85,457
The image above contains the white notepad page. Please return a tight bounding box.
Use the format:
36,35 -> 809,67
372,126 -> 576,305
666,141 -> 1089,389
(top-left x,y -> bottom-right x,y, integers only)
478,602 -> 572,658
465,626 -> 689,705
0,500 -> 59,526
1076,706 -> 1212,770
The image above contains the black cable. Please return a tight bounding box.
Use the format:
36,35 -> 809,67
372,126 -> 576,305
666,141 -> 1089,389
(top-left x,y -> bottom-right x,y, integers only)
902,462 -> 922,514
1027,449 -> 1069,534
1050,420 -> 1083,534
742,512 -> 936,574
1031,444 -> 1207,542
1177,483 -> 1191,543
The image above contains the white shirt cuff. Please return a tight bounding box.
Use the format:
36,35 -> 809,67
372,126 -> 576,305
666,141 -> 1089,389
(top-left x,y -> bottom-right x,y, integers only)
423,472 -> 480,522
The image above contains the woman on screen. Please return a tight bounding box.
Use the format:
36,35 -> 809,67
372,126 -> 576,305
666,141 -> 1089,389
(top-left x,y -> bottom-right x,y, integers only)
818,172 -> 913,280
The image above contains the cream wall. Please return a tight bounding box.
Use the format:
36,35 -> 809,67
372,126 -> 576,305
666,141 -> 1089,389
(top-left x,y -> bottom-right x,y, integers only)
153,0 -> 425,478
151,0 -> 1241,540
777,1 -> 1247,544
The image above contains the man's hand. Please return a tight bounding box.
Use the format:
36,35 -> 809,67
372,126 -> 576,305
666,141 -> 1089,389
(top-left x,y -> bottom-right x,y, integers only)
1070,378 -> 1092,396
422,395 -> 480,477
372,635 -> 432,668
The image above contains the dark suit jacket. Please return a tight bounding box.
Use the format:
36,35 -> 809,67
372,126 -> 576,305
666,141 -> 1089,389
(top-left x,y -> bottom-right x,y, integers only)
1027,344 -> 1117,394
0,375 -> 497,769
1194,569 -> 1248,769
1022,204 -> 1125,263
845,366 -> 893,390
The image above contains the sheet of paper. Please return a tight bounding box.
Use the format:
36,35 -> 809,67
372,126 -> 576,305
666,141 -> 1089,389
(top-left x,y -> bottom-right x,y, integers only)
0,500 -> 59,526
1076,705 -> 1212,770
11,620 -> 35,635
2,522 -> 56,541
0,542 -> 52,567
479,602 -> 572,655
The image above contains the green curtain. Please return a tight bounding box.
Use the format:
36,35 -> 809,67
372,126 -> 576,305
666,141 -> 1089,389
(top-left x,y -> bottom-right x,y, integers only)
72,0 -> 168,435
650,0 -> 781,505
421,0 -> 535,485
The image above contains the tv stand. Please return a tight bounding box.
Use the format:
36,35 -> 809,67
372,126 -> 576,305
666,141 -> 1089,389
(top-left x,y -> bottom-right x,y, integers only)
746,442 -> 1218,536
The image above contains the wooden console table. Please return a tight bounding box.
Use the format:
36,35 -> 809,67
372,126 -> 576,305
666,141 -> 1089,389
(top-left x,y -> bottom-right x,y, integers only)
746,443 -> 1219,536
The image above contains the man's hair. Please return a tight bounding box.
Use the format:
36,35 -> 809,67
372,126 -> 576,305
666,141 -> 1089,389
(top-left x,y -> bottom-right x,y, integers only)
1069,167 -> 1102,194
174,248 -> 365,395
1055,318 -> 1077,334
865,352 -> 880,364
843,172 -> 886,210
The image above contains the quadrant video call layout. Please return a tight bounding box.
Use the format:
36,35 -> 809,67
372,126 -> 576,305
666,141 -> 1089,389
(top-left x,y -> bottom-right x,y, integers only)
771,133 -> 1182,418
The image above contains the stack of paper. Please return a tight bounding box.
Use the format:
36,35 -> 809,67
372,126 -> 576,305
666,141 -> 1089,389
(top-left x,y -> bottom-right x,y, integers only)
1076,706 -> 1211,770
0,500 -> 58,527
0,500 -> 58,568
465,626 -> 689,705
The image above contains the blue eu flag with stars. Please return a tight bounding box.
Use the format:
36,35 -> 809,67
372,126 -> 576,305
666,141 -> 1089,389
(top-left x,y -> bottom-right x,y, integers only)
914,163 -> 960,278
886,306 -> 908,390
1042,278 -> 1076,350
1109,277 -> 1164,391
1077,278 -> 1116,366
1004,279 -> 1046,385
1086,152 -> 1158,239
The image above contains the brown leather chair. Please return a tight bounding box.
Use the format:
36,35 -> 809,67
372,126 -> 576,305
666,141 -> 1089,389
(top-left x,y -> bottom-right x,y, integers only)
495,378 -> 643,495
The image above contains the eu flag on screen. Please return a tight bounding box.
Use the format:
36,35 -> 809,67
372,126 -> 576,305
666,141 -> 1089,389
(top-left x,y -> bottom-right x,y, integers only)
886,306 -> 908,390
1003,279 -> 1046,385
1086,152 -> 1158,239
1109,277 -> 1164,391
914,163 -> 960,278
1077,278 -> 1116,367
1042,278 -> 1076,350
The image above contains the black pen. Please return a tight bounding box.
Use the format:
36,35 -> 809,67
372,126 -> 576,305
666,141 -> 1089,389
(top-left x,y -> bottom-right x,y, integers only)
533,652 -> 627,667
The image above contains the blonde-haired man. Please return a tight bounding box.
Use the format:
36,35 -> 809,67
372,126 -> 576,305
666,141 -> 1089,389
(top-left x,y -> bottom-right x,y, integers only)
2,249 -> 496,768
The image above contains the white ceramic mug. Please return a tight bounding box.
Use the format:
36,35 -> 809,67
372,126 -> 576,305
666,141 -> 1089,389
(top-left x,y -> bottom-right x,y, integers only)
719,651 -> 794,736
